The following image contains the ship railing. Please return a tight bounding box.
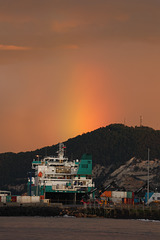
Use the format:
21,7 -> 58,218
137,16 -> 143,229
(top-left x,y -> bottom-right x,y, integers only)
0,190 -> 11,196
51,185 -> 87,191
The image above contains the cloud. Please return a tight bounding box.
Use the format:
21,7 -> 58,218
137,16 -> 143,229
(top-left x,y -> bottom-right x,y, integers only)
0,0 -> 160,59
52,20 -> 80,33
0,44 -> 31,51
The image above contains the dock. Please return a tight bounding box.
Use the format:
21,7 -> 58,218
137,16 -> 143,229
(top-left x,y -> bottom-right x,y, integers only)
0,202 -> 160,220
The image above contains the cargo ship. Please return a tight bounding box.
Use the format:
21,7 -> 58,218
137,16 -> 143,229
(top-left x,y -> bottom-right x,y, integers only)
28,143 -> 94,204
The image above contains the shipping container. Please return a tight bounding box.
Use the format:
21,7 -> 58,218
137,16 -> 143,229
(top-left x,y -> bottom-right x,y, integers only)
112,191 -> 126,199
6,195 -> 11,202
101,191 -> 112,198
40,195 -> 44,200
134,198 -> 140,204
1,196 -> 6,203
31,196 -> 40,203
127,192 -> 133,199
16,196 -> 40,204
16,196 -> 21,203
43,199 -> 50,203
20,196 -> 31,203
123,198 -> 134,204
11,196 -> 17,202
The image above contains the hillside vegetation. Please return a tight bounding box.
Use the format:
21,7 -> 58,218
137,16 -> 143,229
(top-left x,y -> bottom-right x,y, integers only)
0,124 -> 160,194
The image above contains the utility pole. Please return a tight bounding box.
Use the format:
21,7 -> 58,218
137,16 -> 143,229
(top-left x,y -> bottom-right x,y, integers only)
147,148 -> 150,205
29,172 -> 32,196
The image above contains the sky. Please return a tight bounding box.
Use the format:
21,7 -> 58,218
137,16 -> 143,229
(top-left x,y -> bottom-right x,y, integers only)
1,0 -> 160,153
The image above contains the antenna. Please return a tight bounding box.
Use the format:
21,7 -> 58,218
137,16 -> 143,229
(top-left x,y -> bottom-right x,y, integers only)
140,115 -> 143,127
124,118 -> 126,126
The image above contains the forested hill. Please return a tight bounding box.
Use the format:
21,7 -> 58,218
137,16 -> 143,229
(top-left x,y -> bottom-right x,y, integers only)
1,124 -> 160,193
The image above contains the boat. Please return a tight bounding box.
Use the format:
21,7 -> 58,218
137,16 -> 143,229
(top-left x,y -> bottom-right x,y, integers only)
27,143 -> 95,204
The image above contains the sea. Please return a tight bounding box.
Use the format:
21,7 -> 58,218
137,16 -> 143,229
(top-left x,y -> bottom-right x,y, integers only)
0,216 -> 160,240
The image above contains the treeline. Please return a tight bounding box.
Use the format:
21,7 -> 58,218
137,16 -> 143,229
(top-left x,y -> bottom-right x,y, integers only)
0,124 -> 160,193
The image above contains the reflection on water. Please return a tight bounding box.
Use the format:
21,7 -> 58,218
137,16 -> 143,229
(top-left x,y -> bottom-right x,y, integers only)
0,217 -> 160,240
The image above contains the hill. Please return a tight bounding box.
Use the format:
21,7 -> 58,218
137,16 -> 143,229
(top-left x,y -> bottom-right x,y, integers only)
0,124 -> 160,194
93,157 -> 160,192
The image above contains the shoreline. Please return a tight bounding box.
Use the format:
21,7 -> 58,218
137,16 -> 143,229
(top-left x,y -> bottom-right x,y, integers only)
0,203 -> 160,220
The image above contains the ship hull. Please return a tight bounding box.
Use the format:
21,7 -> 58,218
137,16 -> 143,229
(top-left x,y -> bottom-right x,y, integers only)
45,191 -> 84,204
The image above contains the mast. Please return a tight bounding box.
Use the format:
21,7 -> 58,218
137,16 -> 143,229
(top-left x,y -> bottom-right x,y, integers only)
58,143 -> 66,162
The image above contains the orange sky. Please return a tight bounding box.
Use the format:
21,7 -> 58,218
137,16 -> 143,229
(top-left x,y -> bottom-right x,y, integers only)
1,0 -> 160,153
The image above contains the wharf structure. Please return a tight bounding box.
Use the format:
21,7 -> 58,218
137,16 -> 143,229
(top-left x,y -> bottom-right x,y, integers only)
28,143 -> 95,204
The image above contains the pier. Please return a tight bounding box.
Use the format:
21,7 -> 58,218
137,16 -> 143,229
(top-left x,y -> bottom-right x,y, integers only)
0,202 -> 160,220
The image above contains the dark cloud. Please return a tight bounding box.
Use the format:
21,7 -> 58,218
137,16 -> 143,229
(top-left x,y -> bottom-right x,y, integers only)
0,0 -> 160,49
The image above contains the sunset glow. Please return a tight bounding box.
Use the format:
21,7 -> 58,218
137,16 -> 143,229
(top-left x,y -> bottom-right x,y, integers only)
0,0 -> 160,153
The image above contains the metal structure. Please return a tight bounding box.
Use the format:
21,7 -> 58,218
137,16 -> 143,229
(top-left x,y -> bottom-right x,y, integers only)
28,143 -> 94,204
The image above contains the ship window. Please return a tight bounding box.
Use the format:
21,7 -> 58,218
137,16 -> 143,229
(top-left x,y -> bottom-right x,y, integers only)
86,175 -> 91,179
157,197 -> 160,200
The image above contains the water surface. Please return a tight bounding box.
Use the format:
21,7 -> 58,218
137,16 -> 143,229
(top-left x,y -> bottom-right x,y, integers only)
0,217 -> 160,240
